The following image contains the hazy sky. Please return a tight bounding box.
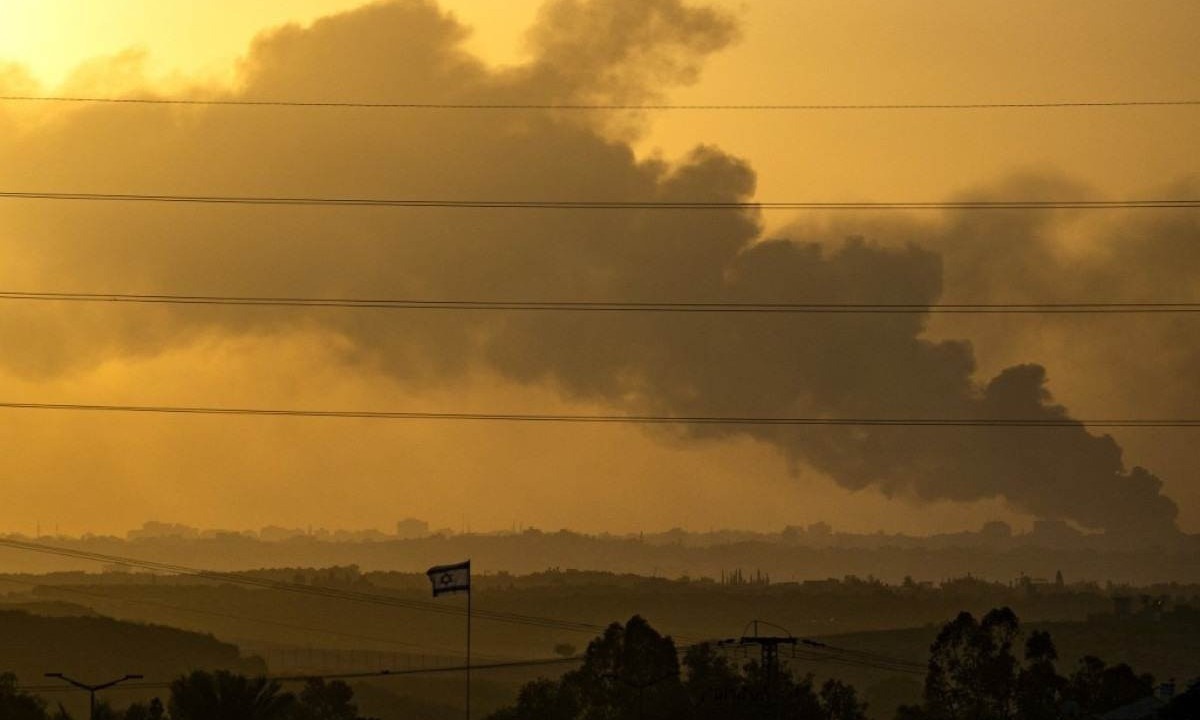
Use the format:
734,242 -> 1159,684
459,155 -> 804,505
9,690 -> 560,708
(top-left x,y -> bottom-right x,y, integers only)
0,0 -> 1197,537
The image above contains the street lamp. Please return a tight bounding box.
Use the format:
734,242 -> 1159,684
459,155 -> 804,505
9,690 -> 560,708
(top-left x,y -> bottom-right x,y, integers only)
43,673 -> 144,720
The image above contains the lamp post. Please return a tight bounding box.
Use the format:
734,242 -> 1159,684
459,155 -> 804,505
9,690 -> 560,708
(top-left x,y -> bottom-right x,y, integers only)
43,673 -> 144,720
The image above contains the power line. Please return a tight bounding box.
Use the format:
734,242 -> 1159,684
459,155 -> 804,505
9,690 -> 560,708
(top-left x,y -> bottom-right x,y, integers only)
17,642 -> 928,696
3,566 -> 930,678
3,95 -> 1199,111
17,646 -> 930,697
0,575 -> 482,657
18,656 -> 589,694
708,636 -> 924,676
0,539 -> 965,676
711,621 -> 926,675
798,639 -> 925,671
1,401 -> 1197,427
0,556 -> 933,686
19,653 -> 925,695
787,647 -> 925,676
0,537 -> 610,636
0,555 -> 928,676
1,191 -> 1196,210
0,555 -> 930,686
4,290 -> 1200,314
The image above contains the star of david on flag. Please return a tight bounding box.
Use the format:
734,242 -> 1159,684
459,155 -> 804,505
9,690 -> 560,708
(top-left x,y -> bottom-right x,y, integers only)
426,560 -> 471,597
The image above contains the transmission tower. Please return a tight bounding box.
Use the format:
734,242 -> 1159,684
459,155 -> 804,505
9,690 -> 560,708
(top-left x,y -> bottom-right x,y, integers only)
717,620 -> 798,689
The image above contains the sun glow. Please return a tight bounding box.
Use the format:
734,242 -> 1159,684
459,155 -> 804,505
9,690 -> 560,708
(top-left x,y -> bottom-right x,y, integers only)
0,1 -> 541,89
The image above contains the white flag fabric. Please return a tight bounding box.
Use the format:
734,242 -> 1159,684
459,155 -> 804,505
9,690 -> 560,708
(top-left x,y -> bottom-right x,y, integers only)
427,560 -> 470,596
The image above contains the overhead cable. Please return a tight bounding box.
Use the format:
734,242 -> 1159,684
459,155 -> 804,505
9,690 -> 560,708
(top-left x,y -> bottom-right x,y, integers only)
2,290 -> 1199,314
0,540 -> 931,688
0,537 -> 608,635
3,95 -> 1198,111
0,402 -> 1197,428
18,656 -> 588,694
0,575 -> 478,656
1,191 -> 1196,210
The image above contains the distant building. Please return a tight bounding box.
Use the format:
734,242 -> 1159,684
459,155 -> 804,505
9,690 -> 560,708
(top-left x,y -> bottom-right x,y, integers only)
259,525 -> 307,542
395,517 -> 430,539
1112,595 -> 1134,618
981,520 -> 1013,539
127,521 -> 201,540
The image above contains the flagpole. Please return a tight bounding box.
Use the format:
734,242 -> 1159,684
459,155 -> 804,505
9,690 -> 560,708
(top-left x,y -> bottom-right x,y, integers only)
466,564 -> 472,720
427,559 -> 472,720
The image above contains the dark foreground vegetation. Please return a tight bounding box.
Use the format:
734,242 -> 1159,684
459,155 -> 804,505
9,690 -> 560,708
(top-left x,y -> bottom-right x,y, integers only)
486,611 -> 1198,720
4,567 -> 1200,717
3,609 -> 1195,719
1,672 -> 374,720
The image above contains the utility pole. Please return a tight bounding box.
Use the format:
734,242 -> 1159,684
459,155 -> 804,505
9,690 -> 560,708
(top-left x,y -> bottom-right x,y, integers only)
718,620 -> 797,717
44,673 -> 143,720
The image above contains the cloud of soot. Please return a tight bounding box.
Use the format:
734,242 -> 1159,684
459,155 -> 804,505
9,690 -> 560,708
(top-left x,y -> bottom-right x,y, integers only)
0,0 -> 1180,534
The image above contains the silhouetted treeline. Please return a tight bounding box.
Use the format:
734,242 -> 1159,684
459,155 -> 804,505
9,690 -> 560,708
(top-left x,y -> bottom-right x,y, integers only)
6,567 -> 1198,716
486,612 -> 1198,719
1,671 -> 374,720
5,523 -> 1199,583
5,610 -> 1196,719
491,615 -> 869,720
894,607 -> 1199,719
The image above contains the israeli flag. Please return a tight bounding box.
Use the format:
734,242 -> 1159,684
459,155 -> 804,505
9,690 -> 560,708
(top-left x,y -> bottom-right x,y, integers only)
427,560 -> 471,596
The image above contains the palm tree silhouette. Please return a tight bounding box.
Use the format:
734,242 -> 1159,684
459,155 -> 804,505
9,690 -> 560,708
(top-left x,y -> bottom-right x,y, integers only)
168,670 -> 294,720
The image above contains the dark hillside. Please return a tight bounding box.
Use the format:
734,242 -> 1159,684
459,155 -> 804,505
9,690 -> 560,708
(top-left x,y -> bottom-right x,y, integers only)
0,609 -> 262,689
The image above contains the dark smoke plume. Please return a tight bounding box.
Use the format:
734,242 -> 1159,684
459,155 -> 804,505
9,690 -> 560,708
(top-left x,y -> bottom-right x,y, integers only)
0,0 -> 1184,534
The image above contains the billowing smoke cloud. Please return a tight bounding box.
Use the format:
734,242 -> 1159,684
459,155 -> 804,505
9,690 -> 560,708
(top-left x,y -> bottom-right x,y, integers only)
771,176 -> 1199,534
0,0 -> 1184,534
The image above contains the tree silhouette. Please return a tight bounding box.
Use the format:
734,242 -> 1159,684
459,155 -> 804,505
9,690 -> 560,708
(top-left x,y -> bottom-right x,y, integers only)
168,670 -> 294,720
121,698 -> 166,720
490,616 -> 865,720
680,642 -> 741,720
820,678 -> 868,720
489,678 -> 581,720
0,672 -> 47,720
293,678 -> 374,720
913,607 -> 1019,720
1015,630 -> 1065,720
898,608 -> 1161,720
568,615 -> 685,720
91,702 -> 120,720
1063,656 -> 1154,716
